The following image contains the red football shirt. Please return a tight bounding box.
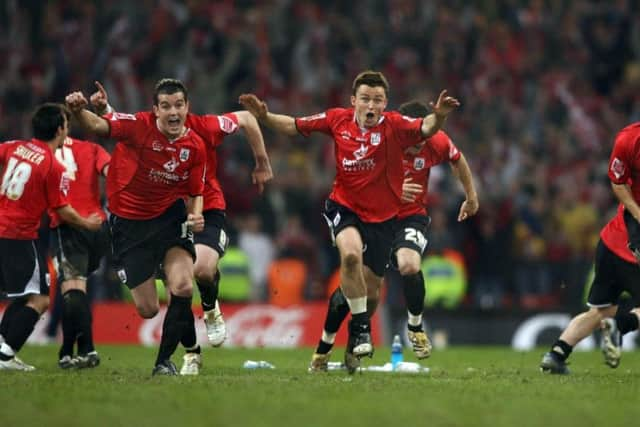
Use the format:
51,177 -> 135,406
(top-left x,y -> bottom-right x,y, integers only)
0,139 -> 69,239
49,137 -> 111,228
295,108 -> 423,222
186,112 -> 239,211
106,111 -> 206,220
601,122 -> 640,263
399,131 -> 461,219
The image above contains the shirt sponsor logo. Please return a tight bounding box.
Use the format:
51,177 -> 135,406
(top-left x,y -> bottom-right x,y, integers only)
370,132 -> 381,146
179,148 -> 190,162
414,157 -> 425,170
611,157 -> 625,179
149,168 -> 187,184
342,157 -> 375,172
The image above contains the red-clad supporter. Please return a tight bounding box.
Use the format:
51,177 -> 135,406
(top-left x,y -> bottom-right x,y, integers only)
49,136 -> 111,370
541,122 -> 640,375
0,104 -> 102,371
65,79 -> 208,376
308,101 -> 478,372
240,70 -> 459,367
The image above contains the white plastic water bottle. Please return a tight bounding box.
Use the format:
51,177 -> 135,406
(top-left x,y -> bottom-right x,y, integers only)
243,360 -> 275,369
391,334 -> 403,370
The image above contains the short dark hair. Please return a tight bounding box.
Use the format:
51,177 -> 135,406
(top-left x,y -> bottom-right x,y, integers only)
398,100 -> 429,118
352,70 -> 389,96
31,103 -> 69,141
154,78 -> 189,105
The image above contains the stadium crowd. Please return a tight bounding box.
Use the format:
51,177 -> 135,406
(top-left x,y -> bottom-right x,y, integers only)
1,0 -> 640,311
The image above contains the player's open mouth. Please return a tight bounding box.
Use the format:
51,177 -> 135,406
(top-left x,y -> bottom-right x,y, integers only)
168,118 -> 180,126
366,112 -> 374,119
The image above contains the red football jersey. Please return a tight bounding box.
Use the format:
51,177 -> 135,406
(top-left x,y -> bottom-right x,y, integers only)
0,139 -> 70,239
601,123 -> 640,263
399,131 -> 461,219
186,112 -> 239,211
295,108 -> 423,222
49,137 -> 111,228
106,111 -> 206,220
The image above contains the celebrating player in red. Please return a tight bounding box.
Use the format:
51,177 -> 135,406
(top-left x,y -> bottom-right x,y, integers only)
240,70 -> 459,363
65,79 -> 208,376
541,122 -> 640,374
0,103 -> 102,371
309,100 -> 478,372
49,136 -> 111,370
89,81 -> 273,363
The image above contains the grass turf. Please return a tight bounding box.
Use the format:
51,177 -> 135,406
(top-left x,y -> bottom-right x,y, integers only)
2,345 -> 639,426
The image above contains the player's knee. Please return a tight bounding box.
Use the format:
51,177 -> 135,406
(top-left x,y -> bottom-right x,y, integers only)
341,252 -> 361,275
136,302 -> 159,319
194,264 -> 216,283
398,260 -> 421,276
170,279 -> 193,298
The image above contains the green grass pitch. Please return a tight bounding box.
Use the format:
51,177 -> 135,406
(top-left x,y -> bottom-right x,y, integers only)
2,345 -> 639,426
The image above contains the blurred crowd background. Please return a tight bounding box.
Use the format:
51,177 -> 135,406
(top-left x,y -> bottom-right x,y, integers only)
2,0 -> 640,313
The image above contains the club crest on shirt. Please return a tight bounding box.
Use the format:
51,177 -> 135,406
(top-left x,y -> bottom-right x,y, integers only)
152,141 -> 164,152
117,269 -> 127,284
611,157 -> 625,179
370,132 -> 381,146
179,148 -> 190,162
414,157 -> 425,170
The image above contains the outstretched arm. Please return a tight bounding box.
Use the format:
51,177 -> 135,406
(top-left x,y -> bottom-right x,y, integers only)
65,91 -> 110,137
421,90 -> 460,138
450,153 -> 479,221
238,94 -> 298,136
234,110 -> 273,193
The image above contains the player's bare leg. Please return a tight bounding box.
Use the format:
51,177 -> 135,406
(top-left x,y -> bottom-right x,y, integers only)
336,227 -> 373,359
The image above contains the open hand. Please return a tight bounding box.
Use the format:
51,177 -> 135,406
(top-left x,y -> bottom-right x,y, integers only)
401,177 -> 423,203
238,94 -> 269,120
